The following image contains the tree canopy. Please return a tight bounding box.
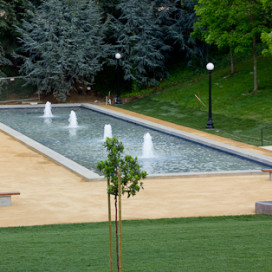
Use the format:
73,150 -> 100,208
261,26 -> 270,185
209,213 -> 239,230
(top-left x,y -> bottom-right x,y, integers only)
16,0 -> 108,101
1,0 -> 272,98
193,0 -> 272,91
261,0 -> 272,56
109,0 -> 168,90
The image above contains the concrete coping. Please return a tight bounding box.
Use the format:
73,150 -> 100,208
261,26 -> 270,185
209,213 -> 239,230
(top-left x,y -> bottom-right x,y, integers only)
0,103 -> 272,181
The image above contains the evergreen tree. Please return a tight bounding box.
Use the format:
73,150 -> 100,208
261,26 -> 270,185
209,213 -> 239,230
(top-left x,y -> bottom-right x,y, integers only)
0,45 -> 12,92
0,0 -> 32,77
110,0 -> 169,91
16,0 -> 108,101
0,0 -> 31,42
155,0 -> 205,64
95,0 -> 121,19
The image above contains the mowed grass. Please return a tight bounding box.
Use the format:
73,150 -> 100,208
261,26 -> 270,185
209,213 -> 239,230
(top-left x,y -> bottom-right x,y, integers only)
120,55 -> 272,146
1,215 -> 272,272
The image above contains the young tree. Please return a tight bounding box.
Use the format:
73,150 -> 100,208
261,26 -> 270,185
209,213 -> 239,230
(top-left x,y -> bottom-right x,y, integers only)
16,0 -> 108,101
109,0 -> 168,91
97,137 -> 147,272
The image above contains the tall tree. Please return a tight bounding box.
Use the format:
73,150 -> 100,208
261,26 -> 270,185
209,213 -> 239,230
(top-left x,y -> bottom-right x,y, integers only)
193,0 -> 272,91
0,45 -> 12,92
0,0 -> 32,50
155,0 -> 205,65
193,0 -> 237,74
0,0 -> 32,83
261,0 -> 272,56
110,0 -> 168,91
232,0 -> 271,91
95,0 -> 120,19
16,0 -> 108,101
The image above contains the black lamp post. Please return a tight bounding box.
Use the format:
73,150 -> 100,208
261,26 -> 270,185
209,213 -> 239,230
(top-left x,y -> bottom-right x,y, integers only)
115,53 -> 122,104
206,62 -> 214,129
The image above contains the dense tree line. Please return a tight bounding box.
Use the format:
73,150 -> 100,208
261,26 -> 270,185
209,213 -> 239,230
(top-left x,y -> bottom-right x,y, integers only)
1,0 -> 202,100
0,0 -> 272,100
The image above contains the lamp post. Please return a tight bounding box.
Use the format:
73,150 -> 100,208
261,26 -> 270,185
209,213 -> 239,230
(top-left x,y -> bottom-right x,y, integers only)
115,53 -> 122,104
206,62 -> 214,129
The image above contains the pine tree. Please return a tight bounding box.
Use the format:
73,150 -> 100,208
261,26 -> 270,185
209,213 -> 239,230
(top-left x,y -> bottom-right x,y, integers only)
0,0 -> 33,77
0,46 -> 12,92
0,0 -> 31,41
110,0 -> 169,91
16,0 -> 108,101
155,0 -> 205,65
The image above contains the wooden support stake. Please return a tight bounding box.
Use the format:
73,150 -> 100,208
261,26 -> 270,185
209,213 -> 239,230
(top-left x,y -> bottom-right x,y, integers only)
118,168 -> 122,272
107,178 -> 113,272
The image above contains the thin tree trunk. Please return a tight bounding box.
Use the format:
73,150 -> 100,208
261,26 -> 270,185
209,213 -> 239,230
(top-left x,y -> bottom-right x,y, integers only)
230,48 -> 234,75
253,35 -> 258,91
107,179 -> 113,272
118,169 -> 122,272
115,195 -> 120,271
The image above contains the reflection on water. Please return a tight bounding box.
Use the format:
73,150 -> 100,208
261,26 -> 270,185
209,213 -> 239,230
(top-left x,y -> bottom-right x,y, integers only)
0,106 -> 269,175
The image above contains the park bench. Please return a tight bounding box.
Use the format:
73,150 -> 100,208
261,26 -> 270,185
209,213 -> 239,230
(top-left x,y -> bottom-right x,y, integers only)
262,169 -> 272,181
0,192 -> 20,206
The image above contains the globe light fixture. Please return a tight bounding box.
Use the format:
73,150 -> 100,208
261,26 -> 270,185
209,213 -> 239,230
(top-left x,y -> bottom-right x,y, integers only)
206,62 -> 215,129
115,53 -> 121,60
206,62 -> 214,71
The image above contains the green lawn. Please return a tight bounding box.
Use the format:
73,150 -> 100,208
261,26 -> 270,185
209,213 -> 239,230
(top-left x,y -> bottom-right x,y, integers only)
1,215 -> 272,272
120,55 -> 272,146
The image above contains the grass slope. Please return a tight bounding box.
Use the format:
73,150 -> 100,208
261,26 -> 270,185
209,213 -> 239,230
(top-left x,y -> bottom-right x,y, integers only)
1,215 -> 272,272
120,55 -> 272,146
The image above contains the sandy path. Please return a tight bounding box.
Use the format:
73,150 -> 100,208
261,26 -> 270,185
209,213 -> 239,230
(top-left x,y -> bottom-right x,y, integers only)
1,106 -> 272,227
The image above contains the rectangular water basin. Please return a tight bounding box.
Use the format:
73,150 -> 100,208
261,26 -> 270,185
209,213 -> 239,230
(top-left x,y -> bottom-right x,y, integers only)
0,103 -> 272,180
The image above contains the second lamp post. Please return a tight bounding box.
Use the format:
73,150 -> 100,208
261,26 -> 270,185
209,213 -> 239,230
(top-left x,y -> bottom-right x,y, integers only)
115,53 -> 122,104
206,62 -> 214,129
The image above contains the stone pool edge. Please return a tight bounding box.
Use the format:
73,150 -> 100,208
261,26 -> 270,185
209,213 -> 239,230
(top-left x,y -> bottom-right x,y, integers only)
85,104 -> 272,167
0,122 -> 102,181
0,103 -> 271,181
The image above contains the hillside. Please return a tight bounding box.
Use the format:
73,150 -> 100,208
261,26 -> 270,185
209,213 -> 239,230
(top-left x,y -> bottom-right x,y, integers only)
119,55 -> 272,146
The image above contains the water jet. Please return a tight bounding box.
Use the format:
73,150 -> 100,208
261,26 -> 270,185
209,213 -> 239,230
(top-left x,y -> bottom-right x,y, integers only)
142,133 -> 155,158
104,124 -> 112,141
43,102 -> 53,118
68,110 -> 78,128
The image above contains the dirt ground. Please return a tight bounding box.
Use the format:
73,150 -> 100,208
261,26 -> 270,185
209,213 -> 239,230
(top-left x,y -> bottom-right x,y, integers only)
1,105 -> 272,227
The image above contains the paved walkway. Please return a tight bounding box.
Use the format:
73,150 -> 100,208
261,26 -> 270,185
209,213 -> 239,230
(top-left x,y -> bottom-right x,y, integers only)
1,105 -> 272,227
